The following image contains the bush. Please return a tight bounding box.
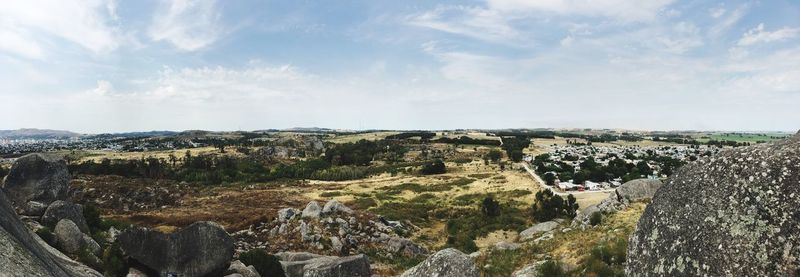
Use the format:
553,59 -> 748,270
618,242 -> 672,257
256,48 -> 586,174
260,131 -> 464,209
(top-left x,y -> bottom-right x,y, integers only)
239,249 -> 286,277
486,150 -> 503,162
481,197 -> 500,217
538,260 -> 566,276
584,237 -> 628,276
102,242 -> 128,277
590,211 -> 603,226
420,160 -> 446,175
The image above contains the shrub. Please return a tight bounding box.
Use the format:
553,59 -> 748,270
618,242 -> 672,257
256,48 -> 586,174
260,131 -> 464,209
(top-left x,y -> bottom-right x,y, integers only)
590,211 -> 603,226
538,260 -> 566,277
486,150 -> 503,162
481,196 -> 500,217
420,160 -> 446,175
583,237 -> 628,277
239,249 -> 286,277
531,190 -> 578,222
102,241 -> 128,277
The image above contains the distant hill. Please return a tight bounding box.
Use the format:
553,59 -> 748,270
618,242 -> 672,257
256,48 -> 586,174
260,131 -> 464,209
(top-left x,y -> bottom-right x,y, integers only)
86,131 -> 179,139
0,129 -> 82,139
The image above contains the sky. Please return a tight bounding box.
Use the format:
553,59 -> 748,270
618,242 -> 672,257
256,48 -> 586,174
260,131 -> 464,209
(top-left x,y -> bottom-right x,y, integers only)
0,0 -> 798,133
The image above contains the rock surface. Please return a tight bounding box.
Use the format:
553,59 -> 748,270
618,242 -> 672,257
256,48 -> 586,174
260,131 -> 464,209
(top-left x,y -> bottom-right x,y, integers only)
302,201 -> 322,218
322,200 -> 352,215
2,154 -> 69,211
0,189 -> 101,276
627,134 -> 800,276
42,200 -> 90,234
572,178 -> 662,228
118,221 -> 235,277
519,221 -> 559,241
277,252 -> 370,277
400,248 -> 478,277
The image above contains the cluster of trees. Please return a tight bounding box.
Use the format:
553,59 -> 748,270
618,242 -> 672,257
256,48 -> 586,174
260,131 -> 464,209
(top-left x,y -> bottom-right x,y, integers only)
433,136 -> 501,146
531,190 -> 578,222
501,136 -> 531,162
421,159 -> 446,175
385,132 -> 436,140
324,139 -> 407,166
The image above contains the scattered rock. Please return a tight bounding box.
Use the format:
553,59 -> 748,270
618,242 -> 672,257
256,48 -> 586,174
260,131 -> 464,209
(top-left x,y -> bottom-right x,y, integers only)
302,201 -> 322,218
627,135 -> 800,276
277,252 -> 370,277
513,261 -> 546,277
322,200 -> 352,215
118,221 -> 235,277
227,260 -> 260,277
2,154 -> 69,211
519,221 -> 559,241
494,241 -> 521,251
278,208 -> 299,222
54,219 -> 84,255
400,248 -> 478,277
42,200 -> 90,234
387,237 -> 428,257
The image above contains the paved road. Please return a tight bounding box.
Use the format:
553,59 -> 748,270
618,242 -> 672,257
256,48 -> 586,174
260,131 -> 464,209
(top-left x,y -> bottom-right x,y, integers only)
518,162 -> 616,196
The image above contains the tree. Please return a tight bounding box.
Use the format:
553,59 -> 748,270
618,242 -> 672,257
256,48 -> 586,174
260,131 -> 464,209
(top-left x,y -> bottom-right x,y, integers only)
532,190 -> 578,222
486,149 -> 503,162
481,196 -> 500,217
543,172 -> 557,186
565,194 -> 578,218
421,159 -> 446,175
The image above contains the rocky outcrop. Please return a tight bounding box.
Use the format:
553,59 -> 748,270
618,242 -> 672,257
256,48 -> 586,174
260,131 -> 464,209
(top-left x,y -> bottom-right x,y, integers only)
302,201 -> 322,218
519,221 -> 559,241
2,154 -> 69,214
627,134 -> 800,276
614,179 -> 662,203
118,221 -> 235,277
400,248 -> 478,277
226,260 -> 261,277
277,252 -> 370,277
572,178 -> 662,228
322,200 -> 352,215
278,208 -> 299,222
0,189 -> 101,276
42,200 -> 90,234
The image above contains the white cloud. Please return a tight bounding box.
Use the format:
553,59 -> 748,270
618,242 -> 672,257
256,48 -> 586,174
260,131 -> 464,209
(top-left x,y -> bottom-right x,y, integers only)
709,6 -> 726,19
655,22 -> 703,54
486,0 -> 676,21
709,4 -> 748,36
737,23 -> 799,46
0,0 -> 120,57
406,6 -> 521,44
149,0 -> 222,51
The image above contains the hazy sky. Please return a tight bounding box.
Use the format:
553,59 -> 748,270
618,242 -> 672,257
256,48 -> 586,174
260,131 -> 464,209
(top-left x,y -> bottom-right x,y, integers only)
0,0 -> 798,133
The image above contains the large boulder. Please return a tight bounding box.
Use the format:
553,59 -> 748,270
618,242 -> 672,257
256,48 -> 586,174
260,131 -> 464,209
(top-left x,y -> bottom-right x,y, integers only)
627,134 -> 800,276
117,221 -> 235,277
277,252 -> 370,277
0,190 -> 101,276
42,200 -> 90,234
2,154 -> 69,212
400,248 -> 478,277
302,201 -> 322,218
614,179 -> 662,204
519,221 -> 559,241
277,208 -> 299,222
322,200 -> 352,215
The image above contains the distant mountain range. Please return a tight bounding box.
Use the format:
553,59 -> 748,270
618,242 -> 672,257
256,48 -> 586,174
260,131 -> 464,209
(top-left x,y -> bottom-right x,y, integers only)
0,129 -> 82,139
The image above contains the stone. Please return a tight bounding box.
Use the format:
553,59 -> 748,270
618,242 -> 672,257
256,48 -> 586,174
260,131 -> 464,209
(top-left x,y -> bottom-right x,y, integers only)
614,179 -> 662,204
228,260 -> 261,277
330,236 -> 344,254
126,267 -> 149,277
513,261 -> 546,277
277,252 -> 370,277
117,221 -> 235,277
42,200 -> 90,234
627,134 -> 800,276
20,201 -> 49,216
386,237 -> 428,257
54,219 -> 84,255
302,201 -> 322,218
2,154 -> 70,211
494,241 -> 521,251
0,178 -> 101,276
322,200 -> 352,215
400,248 -> 478,277
278,208 -> 299,222
519,221 -> 559,241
